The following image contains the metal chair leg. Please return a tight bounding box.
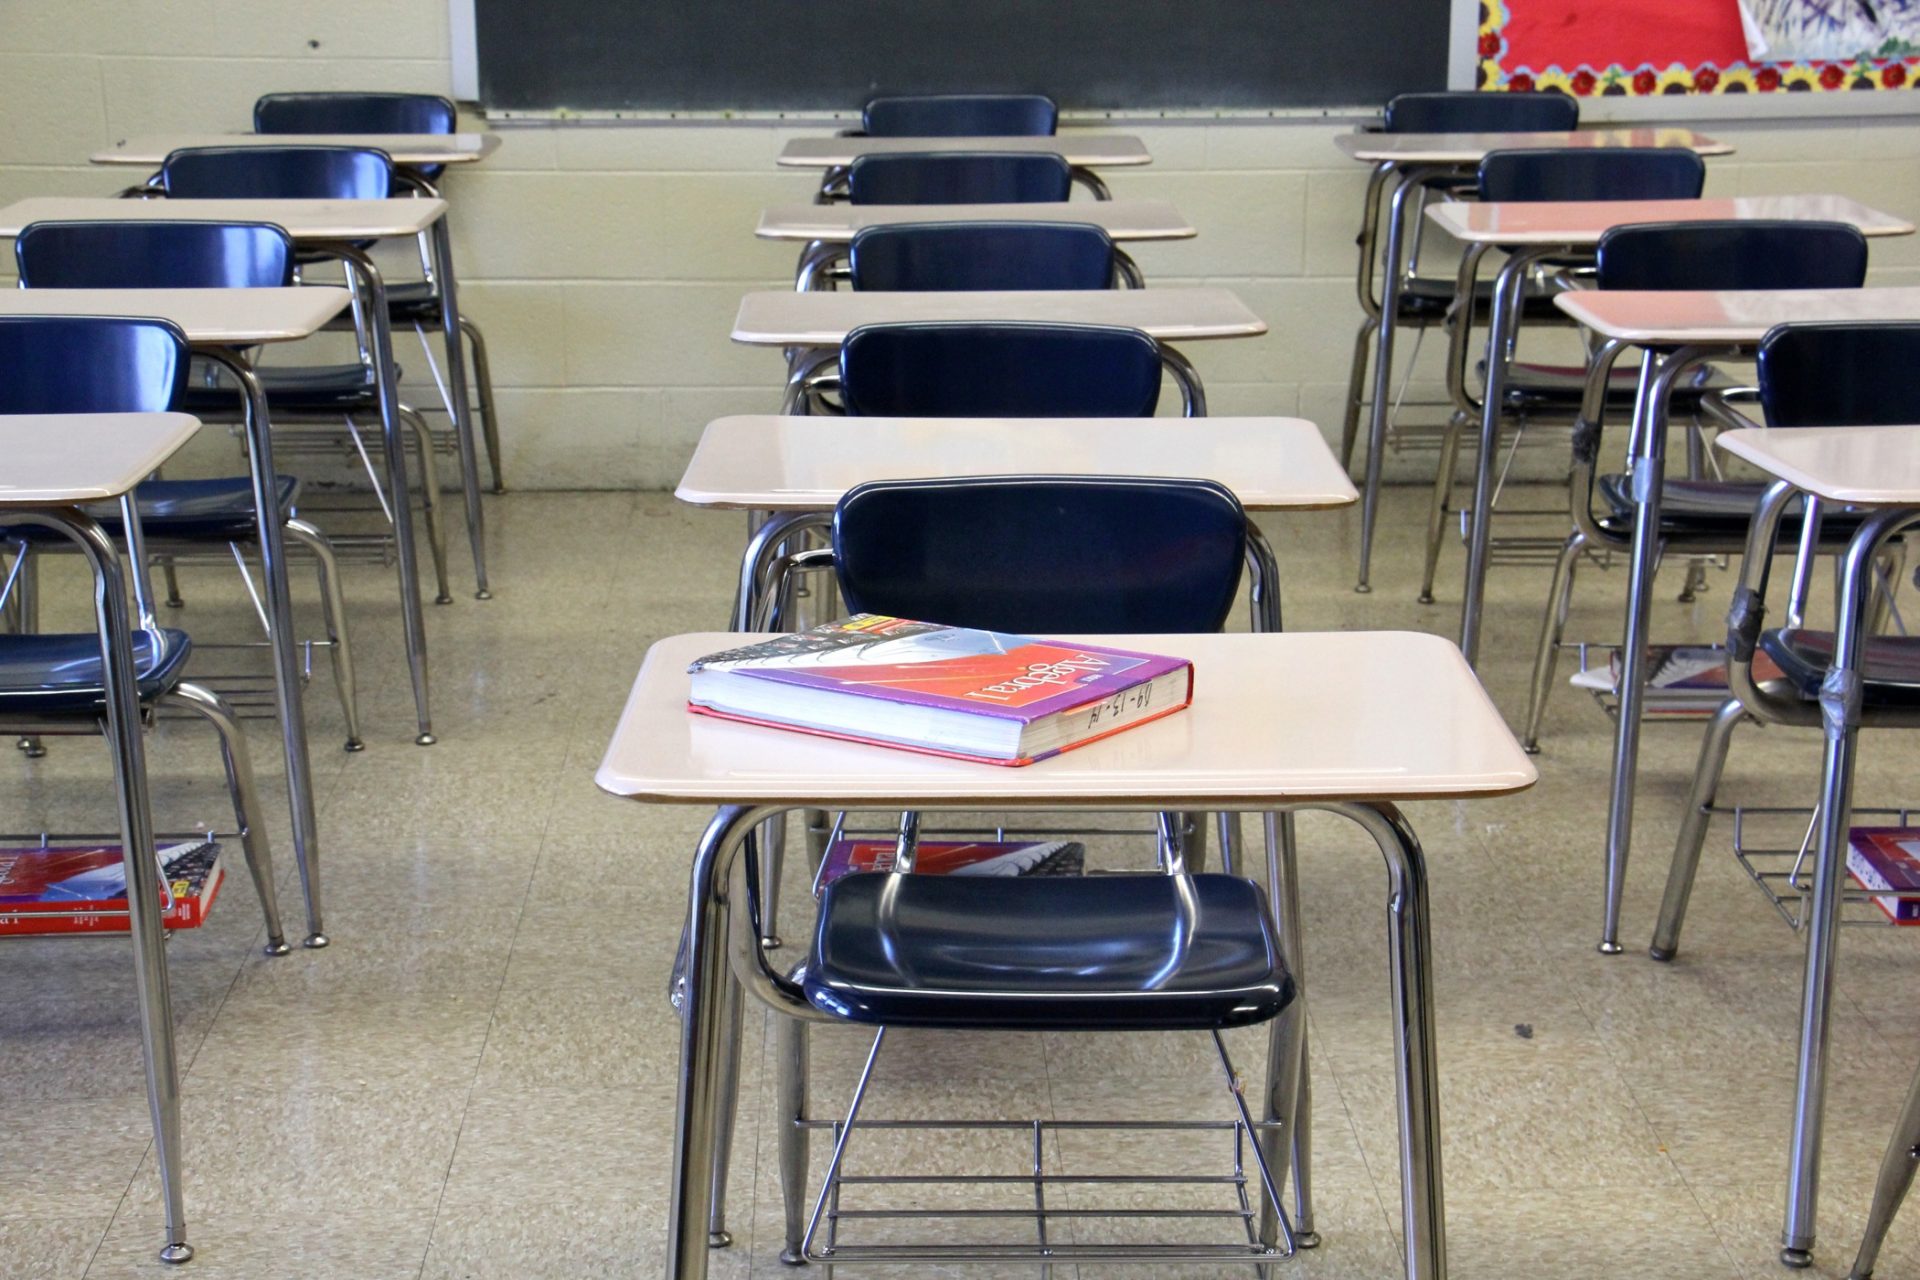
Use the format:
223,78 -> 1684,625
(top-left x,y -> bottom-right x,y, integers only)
460,315 -> 505,494
1649,696 -> 1747,962
397,404 -> 454,606
160,557 -> 184,608
778,1013 -> 811,1266
283,518 -> 364,752
1418,410 -> 1467,605
1521,531 -> 1586,754
1848,1057 -> 1920,1279
160,683 -> 290,956
14,547 -> 44,758
1340,316 -> 1379,473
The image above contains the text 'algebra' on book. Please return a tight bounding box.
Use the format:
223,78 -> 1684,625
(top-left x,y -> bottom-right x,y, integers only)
686,615 -> 1193,766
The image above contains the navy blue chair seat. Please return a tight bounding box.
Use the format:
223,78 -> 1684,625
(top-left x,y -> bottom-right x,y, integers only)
178,361 -> 386,414
1759,629 -> 1920,710
0,476 -> 300,544
1591,475 -> 1861,538
805,872 -> 1293,1030
0,629 -> 193,716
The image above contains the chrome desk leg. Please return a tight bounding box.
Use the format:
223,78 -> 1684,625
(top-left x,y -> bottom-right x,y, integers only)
1341,315 -> 1380,472
460,316 -> 506,493
284,517 -> 365,752
668,804 -> 778,1280
202,348 -> 328,945
1418,411 -> 1468,606
793,240 -> 841,291
1783,507 -> 1912,1268
1599,346 -> 1717,953
1457,245 -> 1555,666
335,245 -> 435,744
30,508 -> 191,1263
430,211 -> 490,600
1160,346 -> 1208,417
1340,162 -> 1392,473
1649,696 -> 1747,962
1848,1056 -> 1920,1279
778,1013 -> 811,1265
1069,165 -> 1112,199
1260,811 -> 1317,1251
733,512 -> 829,633
1356,167 -> 1433,593
1321,800 -> 1445,1280
708,957 -> 746,1248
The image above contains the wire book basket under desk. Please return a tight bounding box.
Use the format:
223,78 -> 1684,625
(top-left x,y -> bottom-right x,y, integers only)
1729,805 -> 1920,933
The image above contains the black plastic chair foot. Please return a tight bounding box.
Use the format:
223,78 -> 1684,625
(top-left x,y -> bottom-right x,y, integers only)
1648,946 -> 1676,963
1596,939 -> 1625,955
708,1231 -> 732,1249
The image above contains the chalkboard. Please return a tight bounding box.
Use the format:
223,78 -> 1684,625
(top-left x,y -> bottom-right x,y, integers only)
473,1 -> 1450,114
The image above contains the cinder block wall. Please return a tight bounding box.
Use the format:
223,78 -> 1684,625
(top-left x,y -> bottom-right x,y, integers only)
5,1 -> 1920,489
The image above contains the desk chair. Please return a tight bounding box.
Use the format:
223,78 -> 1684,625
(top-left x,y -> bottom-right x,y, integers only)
763,476 -> 1302,1269
252,92 -> 505,495
846,151 -> 1072,204
847,219 -> 1136,290
1341,88 -> 1581,500
1521,222 -> 1871,753
1417,147 -> 1710,602
1651,321 -> 1920,969
11,218 -> 362,753
0,314 -> 296,952
862,93 -> 1058,137
158,144 -> 456,605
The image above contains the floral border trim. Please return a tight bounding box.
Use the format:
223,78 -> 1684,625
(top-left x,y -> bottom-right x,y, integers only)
1480,0 -> 1920,95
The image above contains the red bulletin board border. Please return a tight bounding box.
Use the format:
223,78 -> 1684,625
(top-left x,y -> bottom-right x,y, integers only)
1479,0 -> 1920,97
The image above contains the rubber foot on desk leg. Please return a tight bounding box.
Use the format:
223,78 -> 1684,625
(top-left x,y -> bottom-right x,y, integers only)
708,1231 -> 733,1249
1523,742 -> 1543,756
435,594 -> 454,606
475,589 -> 493,601
761,935 -> 783,950
1416,593 -> 1434,605
1296,1231 -> 1322,1250
415,732 -> 437,746
1649,946 -> 1676,963
344,738 -> 366,753
491,485 -> 507,496
1780,1247 -> 1813,1269
304,933 -> 330,950
18,738 -> 45,759
779,1247 -> 807,1266
1597,939 -> 1625,956
263,937 -> 291,957
1353,583 -> 1373,595
159,1243 -> 194,1265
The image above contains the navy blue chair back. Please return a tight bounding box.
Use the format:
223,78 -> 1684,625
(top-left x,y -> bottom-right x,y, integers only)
1758,322 -> 1920,427
848,152 -> 1072,204
840,322 -> 1161,417
833,476 -> 1247,634
1596,221 -> 1869,291
0,315 -> 188,414
160,145 -> 393,199
863,94 -> 1057,137
849,221 -> 1114,291
16,220 -> 295,290
1384,90 -> 1578,134
1478,147 -> 1706,202
253,92 -> 456,135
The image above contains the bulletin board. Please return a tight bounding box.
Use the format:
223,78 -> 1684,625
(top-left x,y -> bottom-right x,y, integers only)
1478,0 -> 1920,98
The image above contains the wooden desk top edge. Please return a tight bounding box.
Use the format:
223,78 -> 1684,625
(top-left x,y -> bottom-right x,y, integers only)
0,412 -> 202,506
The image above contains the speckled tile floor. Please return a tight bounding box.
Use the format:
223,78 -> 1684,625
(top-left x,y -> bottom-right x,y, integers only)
6,482 -> 1920,1278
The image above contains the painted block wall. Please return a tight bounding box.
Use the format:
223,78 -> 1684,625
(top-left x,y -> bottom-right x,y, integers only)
3,1 -> 1919,488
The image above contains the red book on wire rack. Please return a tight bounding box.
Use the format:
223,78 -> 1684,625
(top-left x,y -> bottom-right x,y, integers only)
0,839 -> 225,936
687,615 -> 1192,766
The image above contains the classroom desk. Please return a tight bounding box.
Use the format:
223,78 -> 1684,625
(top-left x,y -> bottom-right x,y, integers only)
779,133 -> 1150,201
0,194 -> 474,714
1335,127 -> 1730,593
1551,287 -> 1920,959
0,411 -> 205,1263
757,198 -> 1194,289
92,131 -> 500,171
1432,195 -> 1913,666
677,413 -> 1358,629
1711,425 -> 1920,1268
0,287 -> 349,949
597,628 -> 1537,1280
730,287 -> 1267,415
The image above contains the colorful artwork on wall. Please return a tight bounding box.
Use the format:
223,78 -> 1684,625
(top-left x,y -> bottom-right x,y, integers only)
1479,0 -> 1920,96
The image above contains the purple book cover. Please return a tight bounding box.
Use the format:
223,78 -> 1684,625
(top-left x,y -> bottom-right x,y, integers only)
689,615 -> 1190,724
